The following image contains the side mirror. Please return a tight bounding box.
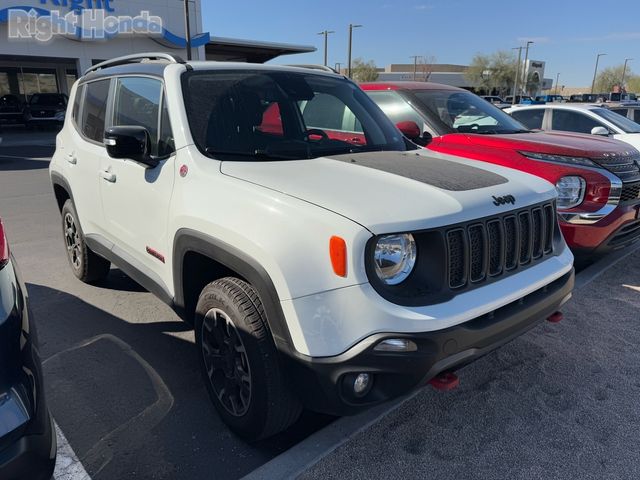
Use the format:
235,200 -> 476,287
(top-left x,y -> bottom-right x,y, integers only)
396,121 -> 421,140
591,126 -> 610,136
104,126 -> 158,168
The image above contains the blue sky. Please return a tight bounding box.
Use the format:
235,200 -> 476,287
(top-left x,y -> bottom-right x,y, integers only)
202,0 -> 640,86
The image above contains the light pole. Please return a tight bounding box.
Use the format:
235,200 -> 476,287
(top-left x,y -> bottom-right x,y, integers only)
482,69 -> 492,95
335,62 -> 343,73
347,24 -> 362,79
512,46 -> 523,104
622,58 -> 633,90
317,30 -> 335,67
555,73 -> 560,95
591,53 -> 607,94
410,55 -> 421,81
521,40 -> 533,94
183,0 -> 192,60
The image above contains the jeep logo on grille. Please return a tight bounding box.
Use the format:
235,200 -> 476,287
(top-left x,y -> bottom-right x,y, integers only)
492,195 -> 516,206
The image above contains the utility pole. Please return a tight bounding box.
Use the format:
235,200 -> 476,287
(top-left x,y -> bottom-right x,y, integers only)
183,0 -> 192,60
317,30 -> 335,66
555,73 -> 560,95
591,53 -> 606,94
410,55 -> 421,81
347,24 -> 362,79
622,58 -> 633,90
512,46 -> 523,105
521,40 -> 533,94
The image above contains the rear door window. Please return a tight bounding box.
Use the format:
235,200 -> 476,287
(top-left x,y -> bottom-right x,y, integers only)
366,91 -> 427,131
551,109 -> 604,134
634,110 -> 640,124
81,79 -> 111,143
510,109 -> 545,130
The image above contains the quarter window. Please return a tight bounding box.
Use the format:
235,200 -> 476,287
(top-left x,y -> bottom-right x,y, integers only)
551,110 -> 603,134
113,77 -> 162,156
81,79 -> 110,143
72,85 -> 83,123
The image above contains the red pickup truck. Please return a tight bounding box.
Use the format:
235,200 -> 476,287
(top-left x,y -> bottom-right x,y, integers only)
361,81 -> 640,258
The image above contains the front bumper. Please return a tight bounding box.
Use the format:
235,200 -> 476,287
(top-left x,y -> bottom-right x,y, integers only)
562,202 -> 640,255
285,269 -> 574,416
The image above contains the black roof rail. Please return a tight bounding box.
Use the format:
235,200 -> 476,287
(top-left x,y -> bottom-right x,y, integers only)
84,53 -> 186,75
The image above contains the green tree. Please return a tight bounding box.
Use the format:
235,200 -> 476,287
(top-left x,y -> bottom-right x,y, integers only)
626,75 -> 640,93
351,58 -> 379,82
465,51 -> 517,96
595,65 -> 627,93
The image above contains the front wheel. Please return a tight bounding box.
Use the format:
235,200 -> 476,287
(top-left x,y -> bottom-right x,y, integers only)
195,277 -> 301,441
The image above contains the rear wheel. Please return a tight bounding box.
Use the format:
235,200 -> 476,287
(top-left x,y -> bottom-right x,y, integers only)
195,277 -> 301,441
61,199 -> 110,283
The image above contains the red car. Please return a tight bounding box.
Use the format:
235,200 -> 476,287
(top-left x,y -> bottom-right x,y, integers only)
361,82 -> 640,258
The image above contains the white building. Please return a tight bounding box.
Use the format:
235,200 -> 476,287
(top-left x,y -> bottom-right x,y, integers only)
0,0 -> 314,97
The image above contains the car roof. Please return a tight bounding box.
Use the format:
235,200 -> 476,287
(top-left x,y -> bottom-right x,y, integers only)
508,103 -> 602,110
360,81 -> 463,92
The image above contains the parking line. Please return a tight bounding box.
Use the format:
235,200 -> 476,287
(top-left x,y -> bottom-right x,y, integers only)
54,422 -> 92,480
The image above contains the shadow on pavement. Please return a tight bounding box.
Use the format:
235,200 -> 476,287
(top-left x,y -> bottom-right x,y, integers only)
28,283 -> 332,480
0,157 -> 50,171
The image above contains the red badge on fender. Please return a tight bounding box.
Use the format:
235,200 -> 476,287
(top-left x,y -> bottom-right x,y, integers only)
180,165 -> 188,177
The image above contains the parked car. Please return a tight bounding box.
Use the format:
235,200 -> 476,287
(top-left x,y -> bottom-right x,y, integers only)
568,94 -> 602,103
51,54 -> 574,440
535,94 -> 565,103
481,95 -> 511,109
504,95 -> 543,105
607,103 -> 640,125
0,94 -> 26,126
25,93 -> 68,128
506,103 -> 640,151
0,219 -> 56,480
362,81 -> 640,257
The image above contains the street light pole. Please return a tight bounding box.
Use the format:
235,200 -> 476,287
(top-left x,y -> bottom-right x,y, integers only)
183,0 -> 192,61
347,24 -> 362,79
521,40 -> 533,94
317,30 -> 335,66
410,55 -> 420,81
622,58 -> 633,90
512,46 -> 523,105
555,73 -> 560,95
591,53 -> 607,94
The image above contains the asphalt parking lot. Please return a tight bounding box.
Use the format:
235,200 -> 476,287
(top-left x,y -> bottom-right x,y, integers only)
2,129 -> 639,480
0,130 -> 332,480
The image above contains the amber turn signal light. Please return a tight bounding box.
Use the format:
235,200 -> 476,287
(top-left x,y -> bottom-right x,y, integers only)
329,236 -> 347,277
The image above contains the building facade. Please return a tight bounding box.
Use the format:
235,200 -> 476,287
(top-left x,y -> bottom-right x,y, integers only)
0,0 -> 206,96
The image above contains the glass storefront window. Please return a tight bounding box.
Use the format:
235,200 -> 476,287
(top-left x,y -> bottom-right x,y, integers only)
18,70 -> 58,96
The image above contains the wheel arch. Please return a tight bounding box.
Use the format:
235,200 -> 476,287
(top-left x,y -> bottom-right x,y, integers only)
50,171 -> 74,212
173,228 -> 294,353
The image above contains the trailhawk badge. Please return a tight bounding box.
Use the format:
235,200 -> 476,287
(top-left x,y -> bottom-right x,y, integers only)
492,195 -> 516,206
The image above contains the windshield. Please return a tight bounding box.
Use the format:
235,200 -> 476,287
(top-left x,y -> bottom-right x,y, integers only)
593,107 -> 640,133
411,90 -> 529,134
29,94 -> 65,106
182,70 -> 411,160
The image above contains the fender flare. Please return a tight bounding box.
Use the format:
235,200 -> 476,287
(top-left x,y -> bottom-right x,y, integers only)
50,171 -> 75,209
173,228 -> 295,354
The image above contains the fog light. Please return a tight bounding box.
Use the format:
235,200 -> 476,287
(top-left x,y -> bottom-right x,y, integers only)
353,373 -> 372,397
374,338 -> 418,352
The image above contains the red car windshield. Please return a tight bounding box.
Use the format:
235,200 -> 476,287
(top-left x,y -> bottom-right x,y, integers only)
411,90 -> 530,135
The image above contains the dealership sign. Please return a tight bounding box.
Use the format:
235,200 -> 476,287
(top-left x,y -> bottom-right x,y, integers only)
0,2 -> 210,47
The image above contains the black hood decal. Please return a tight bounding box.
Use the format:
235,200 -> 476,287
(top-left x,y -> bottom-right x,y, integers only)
328,151 -> 508,191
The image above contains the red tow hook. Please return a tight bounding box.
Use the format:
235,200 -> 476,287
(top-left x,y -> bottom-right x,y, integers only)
428,372 -> 459,391
547,311 -> 564,323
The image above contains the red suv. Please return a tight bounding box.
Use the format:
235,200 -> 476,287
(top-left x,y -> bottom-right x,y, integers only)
361,82 -> 640,257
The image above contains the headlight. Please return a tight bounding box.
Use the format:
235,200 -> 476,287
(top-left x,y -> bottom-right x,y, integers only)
519,151 -> 596,167
373,233 -> 417,285
556,176 -> 586,209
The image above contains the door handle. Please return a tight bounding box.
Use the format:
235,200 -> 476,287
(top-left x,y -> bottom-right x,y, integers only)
99,169 -> 116,183
66,153 -> 77,165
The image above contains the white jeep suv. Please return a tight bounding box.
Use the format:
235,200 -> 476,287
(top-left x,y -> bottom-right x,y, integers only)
50,53 -> 574,440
